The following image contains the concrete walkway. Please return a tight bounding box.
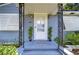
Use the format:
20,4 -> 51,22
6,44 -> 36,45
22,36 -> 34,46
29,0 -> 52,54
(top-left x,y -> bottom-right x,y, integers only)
22,49 -> 62,55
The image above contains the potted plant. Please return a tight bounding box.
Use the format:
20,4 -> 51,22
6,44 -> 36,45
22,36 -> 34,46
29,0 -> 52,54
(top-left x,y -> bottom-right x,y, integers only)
28,26 -> 33,41
48,27 -> 52,41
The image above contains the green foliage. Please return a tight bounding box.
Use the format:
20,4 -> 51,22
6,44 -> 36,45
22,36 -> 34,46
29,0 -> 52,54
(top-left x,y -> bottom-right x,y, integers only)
28,26 -> 33,39
0,46 -> 17,55
1,44 -> 19,48
54,32 -> 79,46
54,37 -> 65,46
65,32 -> 79,45
64,4 -> 73,10
54,37 -> 61,45
48,27 -> 52,40
64,3 -> 79,10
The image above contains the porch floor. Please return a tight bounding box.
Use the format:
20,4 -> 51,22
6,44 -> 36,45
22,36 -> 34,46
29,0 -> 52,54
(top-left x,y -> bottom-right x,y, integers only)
21,40 -> 62,55
24,40 -> 58,50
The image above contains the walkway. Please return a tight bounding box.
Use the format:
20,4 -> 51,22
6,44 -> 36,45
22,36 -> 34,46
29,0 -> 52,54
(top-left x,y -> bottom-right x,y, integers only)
22,49 -> 62,55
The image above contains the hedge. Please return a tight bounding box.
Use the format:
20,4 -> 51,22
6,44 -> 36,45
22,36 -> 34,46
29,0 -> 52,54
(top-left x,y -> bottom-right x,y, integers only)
0,46 -> 17,55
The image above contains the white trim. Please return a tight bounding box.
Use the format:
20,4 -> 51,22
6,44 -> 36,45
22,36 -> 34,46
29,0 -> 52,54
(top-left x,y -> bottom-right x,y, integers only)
59,46 -> 74,55
64,48 -> 74,55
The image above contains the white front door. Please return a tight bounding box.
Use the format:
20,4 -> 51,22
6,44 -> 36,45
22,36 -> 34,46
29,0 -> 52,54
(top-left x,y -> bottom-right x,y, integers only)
34,13 -> 48,40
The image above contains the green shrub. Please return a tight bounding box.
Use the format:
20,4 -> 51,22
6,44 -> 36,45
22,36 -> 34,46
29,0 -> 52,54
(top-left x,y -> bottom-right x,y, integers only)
65,32 -> 79,45
54,37 -> 65,46
1,44 -> 19,48
0,46 -> 17,55
54,32 -> 79,46
64,3 -> 79,10
28,26 -> 33,40
48,27 -> 52,40
54,37 -> 60,44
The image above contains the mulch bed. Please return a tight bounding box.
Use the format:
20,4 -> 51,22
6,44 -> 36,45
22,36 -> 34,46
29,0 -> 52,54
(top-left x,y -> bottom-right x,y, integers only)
72,49 -> 79,55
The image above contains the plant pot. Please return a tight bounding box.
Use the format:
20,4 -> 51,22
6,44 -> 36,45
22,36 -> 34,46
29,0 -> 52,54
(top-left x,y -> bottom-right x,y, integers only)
29,39 -> 32,41
48,39 -> 51,41
29,38 -> 32,41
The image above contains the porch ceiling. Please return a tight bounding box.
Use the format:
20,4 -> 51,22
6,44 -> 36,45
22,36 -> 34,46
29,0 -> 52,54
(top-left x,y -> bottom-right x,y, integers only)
24,3 -> 58,15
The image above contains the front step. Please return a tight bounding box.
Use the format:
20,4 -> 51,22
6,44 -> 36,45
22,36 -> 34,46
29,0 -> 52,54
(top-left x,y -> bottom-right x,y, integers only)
22,49 -> 61,55
24,40 -> 58,50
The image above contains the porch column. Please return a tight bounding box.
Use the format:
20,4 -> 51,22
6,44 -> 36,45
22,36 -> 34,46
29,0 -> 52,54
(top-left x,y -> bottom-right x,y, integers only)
58,3 -> 63,47
19,3 -> 24,46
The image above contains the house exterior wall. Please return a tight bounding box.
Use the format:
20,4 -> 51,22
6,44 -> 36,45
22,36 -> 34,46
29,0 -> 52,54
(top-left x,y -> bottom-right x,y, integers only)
0,4 -> 19,43
48,16 -> 58,40
0,18 -> 61,43
0,31 -> 19,43
1,4 -> 77,43
63,15 -> 79,39
24,15 -> 58,41
24,16 -> 34,41
0,4 -> 59,43
0,4 -> 18,13
63,16 -> 79,31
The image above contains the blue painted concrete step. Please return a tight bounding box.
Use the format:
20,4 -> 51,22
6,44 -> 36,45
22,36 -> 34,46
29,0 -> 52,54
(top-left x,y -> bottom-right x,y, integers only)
24,40 -> 58,50
22,49 -> 61,55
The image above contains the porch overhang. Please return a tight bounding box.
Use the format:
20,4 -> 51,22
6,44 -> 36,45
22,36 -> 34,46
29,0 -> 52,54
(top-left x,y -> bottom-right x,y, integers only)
24,3 -> 58,15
